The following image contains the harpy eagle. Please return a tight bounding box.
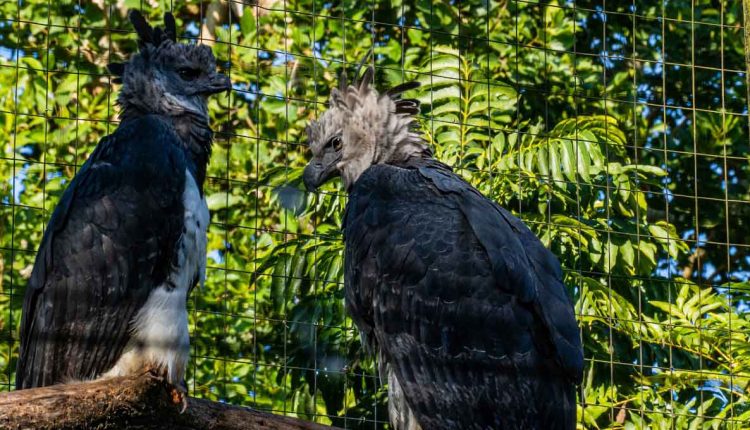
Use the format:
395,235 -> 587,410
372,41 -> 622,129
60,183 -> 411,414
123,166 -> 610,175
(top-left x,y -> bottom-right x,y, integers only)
15,10 -> 230,404
302,65 -> 583,429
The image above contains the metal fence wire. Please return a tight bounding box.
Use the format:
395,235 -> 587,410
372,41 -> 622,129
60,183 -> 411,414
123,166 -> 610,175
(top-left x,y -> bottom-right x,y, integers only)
1,0 -> 748,428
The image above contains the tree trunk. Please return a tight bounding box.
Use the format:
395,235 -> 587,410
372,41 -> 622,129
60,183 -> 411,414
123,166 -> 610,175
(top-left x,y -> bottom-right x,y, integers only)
0,374 -> 338,430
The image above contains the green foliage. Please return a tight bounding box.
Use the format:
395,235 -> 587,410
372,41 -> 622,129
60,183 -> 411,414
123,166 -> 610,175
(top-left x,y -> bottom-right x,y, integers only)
0,0 -> 748,428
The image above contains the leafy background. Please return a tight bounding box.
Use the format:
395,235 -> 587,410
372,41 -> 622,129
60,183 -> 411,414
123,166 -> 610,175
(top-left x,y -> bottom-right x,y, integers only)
0,0 -> 748,428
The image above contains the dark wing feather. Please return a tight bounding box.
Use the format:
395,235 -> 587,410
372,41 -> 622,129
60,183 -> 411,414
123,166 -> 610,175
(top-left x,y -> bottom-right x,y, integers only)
417,163 -> 584,380
15,115 -> 187,389
344,163 -> 582,430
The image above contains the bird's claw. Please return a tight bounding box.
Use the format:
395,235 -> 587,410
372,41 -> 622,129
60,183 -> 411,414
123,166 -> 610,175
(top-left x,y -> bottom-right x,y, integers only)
170,386 -> 188,414
143,367 -> 188,413
144,367 -> 165,382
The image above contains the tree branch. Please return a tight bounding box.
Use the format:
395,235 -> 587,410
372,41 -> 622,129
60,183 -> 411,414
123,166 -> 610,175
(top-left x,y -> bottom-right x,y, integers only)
0,373 -> 339,430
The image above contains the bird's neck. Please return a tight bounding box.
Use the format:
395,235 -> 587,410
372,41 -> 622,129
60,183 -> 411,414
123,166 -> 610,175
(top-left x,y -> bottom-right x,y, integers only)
121,108 -> 213,188
393,153 -> 444,171
386,144 -> 435,169
171,113 -> 213,188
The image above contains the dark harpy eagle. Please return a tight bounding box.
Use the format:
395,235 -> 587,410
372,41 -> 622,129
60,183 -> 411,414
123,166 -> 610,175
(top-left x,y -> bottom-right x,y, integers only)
15,10 -> 230,404
303,65 -> 583,429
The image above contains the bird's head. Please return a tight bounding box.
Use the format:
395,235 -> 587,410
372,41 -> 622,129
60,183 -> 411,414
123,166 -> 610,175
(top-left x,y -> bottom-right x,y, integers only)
303,58 -> 429,192
108,10 -> 231,119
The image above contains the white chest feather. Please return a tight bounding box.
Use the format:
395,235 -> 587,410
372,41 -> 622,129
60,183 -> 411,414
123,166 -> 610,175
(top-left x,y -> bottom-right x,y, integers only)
103,169 -> 208,384
385,359 -> 422,430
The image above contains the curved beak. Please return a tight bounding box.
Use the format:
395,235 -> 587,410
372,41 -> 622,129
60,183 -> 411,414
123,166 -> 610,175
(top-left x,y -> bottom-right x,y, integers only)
303,162 -> 338,191
202,73 -> 232,95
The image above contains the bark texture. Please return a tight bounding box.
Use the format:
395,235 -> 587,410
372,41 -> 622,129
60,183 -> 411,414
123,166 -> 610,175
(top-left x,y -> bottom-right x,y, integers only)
0,374 -> 338,430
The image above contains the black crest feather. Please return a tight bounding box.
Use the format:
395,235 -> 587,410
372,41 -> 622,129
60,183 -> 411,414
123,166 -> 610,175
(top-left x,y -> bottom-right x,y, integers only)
394,98 -> 420,115
107,62 -> 125,83
386,81 -> 421,99
129,10 -> 154,47
109,11 -> 178,84
164,12 -> 177,42
128,10 -> 176,49
107,62 -> 125,75
388,82 -> 421,115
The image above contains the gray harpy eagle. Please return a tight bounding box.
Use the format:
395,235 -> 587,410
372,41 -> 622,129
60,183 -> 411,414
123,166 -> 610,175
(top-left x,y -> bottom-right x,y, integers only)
15,10 -> 230,402
303,64 -> 583,429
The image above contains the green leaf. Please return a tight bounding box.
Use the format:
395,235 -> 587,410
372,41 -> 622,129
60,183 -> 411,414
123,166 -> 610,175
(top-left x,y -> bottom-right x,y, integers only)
620,240 -> 635,273
240,9 -> 256,36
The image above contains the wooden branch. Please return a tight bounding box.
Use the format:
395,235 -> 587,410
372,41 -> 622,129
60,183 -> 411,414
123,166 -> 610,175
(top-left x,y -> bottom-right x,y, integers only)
0,374 -> 339,430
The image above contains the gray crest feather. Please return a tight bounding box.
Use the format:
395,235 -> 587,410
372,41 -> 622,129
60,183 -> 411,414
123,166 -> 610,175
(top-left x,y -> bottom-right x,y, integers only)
329,54 -> 421,115
321,50 -> 422,142
353,49 -> 372,84
330,88 -> 344,108
305,52 -> 429,191
339,70 -> 348,93
358,66 -> 374,92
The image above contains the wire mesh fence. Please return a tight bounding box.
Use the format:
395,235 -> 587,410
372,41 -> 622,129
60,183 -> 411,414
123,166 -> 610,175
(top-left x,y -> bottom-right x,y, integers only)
0,0 -> 748,428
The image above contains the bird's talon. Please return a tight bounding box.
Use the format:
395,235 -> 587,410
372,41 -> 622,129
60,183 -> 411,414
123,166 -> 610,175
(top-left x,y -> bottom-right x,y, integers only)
144,367 -> 165,382
170,386 -> 188,413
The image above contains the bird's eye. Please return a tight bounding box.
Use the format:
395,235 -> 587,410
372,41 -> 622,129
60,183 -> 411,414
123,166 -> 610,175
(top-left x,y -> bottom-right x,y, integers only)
328,136 -> 342,151
177,67 -> 200,81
